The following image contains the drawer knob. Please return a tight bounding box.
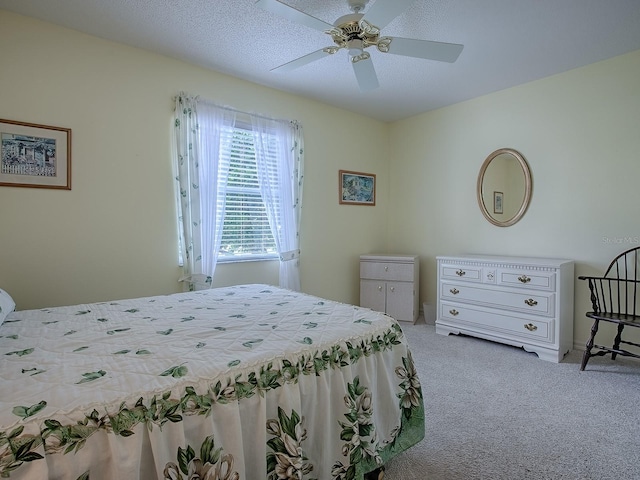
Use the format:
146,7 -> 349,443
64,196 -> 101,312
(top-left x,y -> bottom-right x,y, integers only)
449,309 -> 459,316
384,266 -> 389,271
524,323 -> 538,332
456,269 -> 466,277
524,298 -> 538,307
518,275 -> 531,283
377,285 -> 383,291
450,288 -> 459,295
390,286 -> 395,292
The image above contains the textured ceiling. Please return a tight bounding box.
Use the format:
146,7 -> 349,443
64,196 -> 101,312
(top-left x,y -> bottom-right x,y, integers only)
1,0 -> 640,122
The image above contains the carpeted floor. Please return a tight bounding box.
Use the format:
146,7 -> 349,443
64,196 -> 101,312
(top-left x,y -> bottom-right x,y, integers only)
384,319 -> 640,480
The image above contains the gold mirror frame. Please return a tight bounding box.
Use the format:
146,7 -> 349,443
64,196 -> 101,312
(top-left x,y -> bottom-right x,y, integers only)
477,148 -> 532,227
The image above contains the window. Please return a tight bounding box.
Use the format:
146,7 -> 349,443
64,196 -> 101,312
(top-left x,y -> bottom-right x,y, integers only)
174,94 -> 303,290
217,127 -> 277,262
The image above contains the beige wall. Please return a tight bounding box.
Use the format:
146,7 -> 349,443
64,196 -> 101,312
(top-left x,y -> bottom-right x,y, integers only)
0,11 -> 389,309
2,9 -> 640,351
389,49 -> 640,348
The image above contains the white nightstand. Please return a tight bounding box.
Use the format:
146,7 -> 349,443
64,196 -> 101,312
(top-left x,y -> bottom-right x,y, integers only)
360,254 -> 419,323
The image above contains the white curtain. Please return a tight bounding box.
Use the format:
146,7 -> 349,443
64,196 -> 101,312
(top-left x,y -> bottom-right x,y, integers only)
251,117 -> 304,291
173,93 -> 236,290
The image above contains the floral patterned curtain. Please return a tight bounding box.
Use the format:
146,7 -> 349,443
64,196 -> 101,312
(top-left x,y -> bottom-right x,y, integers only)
173,93 -> 236,290
251,117 -> 304,291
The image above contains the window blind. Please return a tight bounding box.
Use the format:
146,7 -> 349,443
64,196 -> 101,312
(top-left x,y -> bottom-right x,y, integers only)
218,128 -> 277,260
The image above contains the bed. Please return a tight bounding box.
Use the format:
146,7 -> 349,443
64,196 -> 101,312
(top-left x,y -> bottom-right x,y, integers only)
0,284 -> 424,479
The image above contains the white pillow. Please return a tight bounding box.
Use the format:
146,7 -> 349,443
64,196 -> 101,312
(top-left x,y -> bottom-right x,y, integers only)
0,288 -> 16,325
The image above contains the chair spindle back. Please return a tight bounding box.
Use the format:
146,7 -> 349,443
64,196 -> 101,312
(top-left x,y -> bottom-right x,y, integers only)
590,247 -> 640,317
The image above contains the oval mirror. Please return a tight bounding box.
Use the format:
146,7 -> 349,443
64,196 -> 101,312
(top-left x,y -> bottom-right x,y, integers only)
477,148 -> 532,227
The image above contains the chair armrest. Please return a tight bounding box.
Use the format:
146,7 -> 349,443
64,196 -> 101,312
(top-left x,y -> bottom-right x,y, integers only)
578,276 -> 640,284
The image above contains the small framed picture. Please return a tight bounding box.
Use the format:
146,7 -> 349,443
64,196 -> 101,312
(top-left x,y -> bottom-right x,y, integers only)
493,191 -> 504,214
339,170 -> 376,206
1,118 -> 72,190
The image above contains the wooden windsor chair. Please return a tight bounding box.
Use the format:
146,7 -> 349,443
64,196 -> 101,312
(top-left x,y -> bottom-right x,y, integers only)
578,246 -> 640,371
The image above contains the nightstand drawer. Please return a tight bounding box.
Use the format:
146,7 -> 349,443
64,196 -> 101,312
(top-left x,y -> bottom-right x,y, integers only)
360,261 -> 415,282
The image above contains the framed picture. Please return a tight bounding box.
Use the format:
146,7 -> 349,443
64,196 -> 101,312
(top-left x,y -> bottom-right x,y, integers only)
339,170 -> 376,206
493,191 -> 504,214
1,118 -> 71,190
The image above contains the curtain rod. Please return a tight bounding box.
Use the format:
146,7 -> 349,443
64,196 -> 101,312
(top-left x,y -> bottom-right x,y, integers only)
176,92 -> 298,124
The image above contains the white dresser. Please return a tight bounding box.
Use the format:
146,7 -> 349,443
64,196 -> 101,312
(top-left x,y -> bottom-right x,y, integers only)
360,254 -> 419,323
436,255 -> 574,362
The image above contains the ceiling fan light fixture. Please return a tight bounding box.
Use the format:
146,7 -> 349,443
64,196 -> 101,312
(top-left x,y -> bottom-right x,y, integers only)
351,51 -> 370,64
347,38 -> 364,56
377,37 -> 392,53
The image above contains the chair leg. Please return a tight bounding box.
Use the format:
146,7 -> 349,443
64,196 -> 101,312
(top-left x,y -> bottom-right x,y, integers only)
581,319 -> 599,371
611,323 -> 625,360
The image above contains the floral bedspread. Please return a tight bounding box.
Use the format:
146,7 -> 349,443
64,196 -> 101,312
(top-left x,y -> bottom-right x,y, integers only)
0,284 -> 424,479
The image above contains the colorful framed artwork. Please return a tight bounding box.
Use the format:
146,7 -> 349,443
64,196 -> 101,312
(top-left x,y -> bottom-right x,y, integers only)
0,118 -> 71,190
339,170 -> 376,206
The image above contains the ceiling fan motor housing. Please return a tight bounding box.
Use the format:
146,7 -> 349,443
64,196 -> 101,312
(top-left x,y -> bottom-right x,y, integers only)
331,13 -> 380,55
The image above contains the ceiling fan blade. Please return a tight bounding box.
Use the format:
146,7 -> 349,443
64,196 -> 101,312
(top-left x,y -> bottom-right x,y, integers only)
352,56 -> 379,91
361,0 -> 417,30
386,37 -> 464,63
271,48 -> 333,72
255,0 -> 333,32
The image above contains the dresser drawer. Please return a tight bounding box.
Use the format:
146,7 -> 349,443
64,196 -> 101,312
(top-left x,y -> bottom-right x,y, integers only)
360,261 -> 415,282
439,301 -> 553,343
497,269 -> 556,291
440,282 -> 555,317
440,264 -> 482,283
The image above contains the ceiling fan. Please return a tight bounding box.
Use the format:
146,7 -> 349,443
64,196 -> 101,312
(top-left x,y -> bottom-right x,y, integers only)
255,0 -> 464,91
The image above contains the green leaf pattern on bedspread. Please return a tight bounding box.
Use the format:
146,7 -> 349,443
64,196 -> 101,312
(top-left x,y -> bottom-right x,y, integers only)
332,377 -> 380,479
10,403 -> 47,421
0,284 -> 424,479
163,434 -> 239,480
4,349 -> 33,357
76,371 -> 106,384
266,407 -> 315,480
